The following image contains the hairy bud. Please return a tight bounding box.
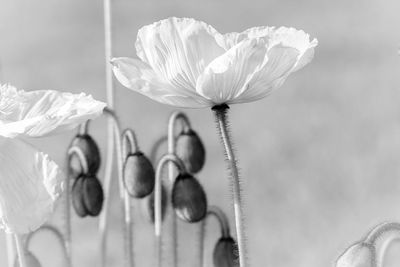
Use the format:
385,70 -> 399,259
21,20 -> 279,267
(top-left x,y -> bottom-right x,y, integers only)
213,236 -> 239,267
72,174 -> 104,217
69,134 -> 101,176
123,152 -> 155,198
176,129 -> 206,174
172,173 -> 207,223
71,176 -> 88,217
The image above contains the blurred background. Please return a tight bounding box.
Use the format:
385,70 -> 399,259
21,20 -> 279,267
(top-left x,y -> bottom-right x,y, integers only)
2,0 -> 400,266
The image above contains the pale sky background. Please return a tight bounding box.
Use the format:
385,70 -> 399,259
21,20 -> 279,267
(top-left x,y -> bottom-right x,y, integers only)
2,0 -> 400,266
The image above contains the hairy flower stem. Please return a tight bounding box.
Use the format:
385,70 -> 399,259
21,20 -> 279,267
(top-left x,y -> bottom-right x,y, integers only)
364,222 -> 400,267
14,235 -> 27,267
99,108 -> 134,267
167,112 -> 191,267
155,154 -> 187,267
199,206 -> 231,267
212,104 -> 247,267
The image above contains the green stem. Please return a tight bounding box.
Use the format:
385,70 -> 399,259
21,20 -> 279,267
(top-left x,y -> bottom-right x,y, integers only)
212,104 -> 247,267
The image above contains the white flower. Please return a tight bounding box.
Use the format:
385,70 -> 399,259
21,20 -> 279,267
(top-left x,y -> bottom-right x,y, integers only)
0,84 -> 106,138
0,137 -> 64,234
0,84 -> 106,234
111,17 -> 318,108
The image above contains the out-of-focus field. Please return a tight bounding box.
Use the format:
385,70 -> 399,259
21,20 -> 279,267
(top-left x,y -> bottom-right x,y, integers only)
2,0 -> 400,266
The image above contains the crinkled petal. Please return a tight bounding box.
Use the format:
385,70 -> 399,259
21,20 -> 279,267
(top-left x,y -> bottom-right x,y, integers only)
196,38 -> 268,105
0,84 -> 106,138
111,57 -> 211,108
0,137 -> 64,234
135,17 -> 226,93
231,45 -> 300,104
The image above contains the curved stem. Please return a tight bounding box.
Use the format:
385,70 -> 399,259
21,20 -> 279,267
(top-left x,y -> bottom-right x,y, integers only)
99,108 -> 134,267
199,206 -> 231,267
68,146 -> 89,174
14,234 -> 27,267
155,153 -> 186,267
26,225 -> 69,266
122,129 -> 139,157
150,135 -> 168,163
212,104 -> 247,267
364,222 -> 400,267
167,111 -> 191,267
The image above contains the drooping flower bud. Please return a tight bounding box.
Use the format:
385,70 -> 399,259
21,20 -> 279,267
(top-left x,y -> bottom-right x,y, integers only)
213,237 -> 239,267
123,152 -> 155,198
82,175 -> 104,216
213,236 -> 239,267
68,134 -> 101,177
14,250 -> 42,267
172,173 -> 207,223
176,129 -> 206,174
71,176 -> 88,217
336,242 -> 374,267
142,184 -> 168,223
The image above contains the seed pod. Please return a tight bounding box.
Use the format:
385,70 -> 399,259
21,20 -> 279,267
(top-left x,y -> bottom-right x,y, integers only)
71,176 -> 88,217
172,173 -> 207,223
213,236 -> 239,267
69,134 -> 101,176
14,251 -> 42,267
123,152 -> 155,198
176,129 -> 206,174
82,175 -> 104,216
142,184 -> 168,223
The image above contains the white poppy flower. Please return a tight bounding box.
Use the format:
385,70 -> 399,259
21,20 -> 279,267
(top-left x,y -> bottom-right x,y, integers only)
0,137 -> 64,234
0,84 -> 106,138
111,17 -> 318,108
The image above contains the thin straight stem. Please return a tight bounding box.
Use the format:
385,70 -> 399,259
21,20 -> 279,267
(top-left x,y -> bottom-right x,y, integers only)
101,0 -> 115,266
167,112 -> 191,267
6,233 -> 15,267
213,105 -> 247,267
199,206 -> 231,267
14,235 -> 27,267
155,154 -> 186,267
99,108 -> 134,267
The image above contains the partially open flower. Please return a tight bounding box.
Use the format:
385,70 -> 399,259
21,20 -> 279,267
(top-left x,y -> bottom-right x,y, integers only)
213,236 -> 239,267
14,250 -> 42,267
176,129 -> 206,174
0,84 -> 106,138
123,151 -> 155,198
112,17 -> 317,108
69,134 -> 101,177
172,173 -> 207,223
0,137 -> 64,234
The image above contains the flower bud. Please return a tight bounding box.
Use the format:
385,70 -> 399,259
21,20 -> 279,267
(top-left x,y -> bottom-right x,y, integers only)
213,236 -> 239,267
71,176 -> 88,217
176,129 -> 206,174
336,242 -> 374,267
69,134 -> 101,177
172,173 -> 207,223
142,184 -> 168,223
82,175 -> 104,216
123,152 -> 155,198
14,250 -> 42,267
